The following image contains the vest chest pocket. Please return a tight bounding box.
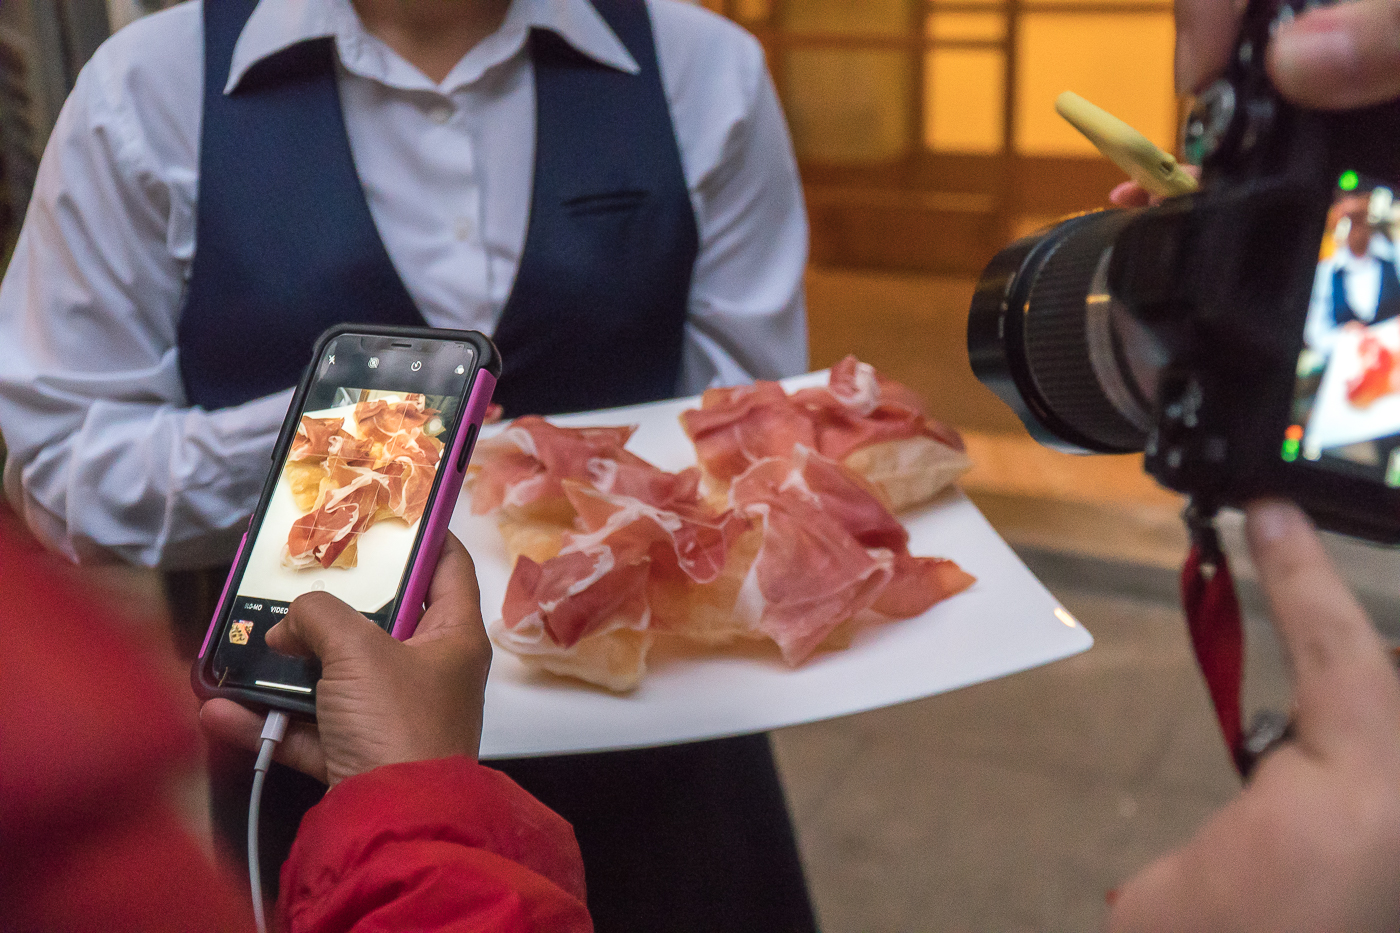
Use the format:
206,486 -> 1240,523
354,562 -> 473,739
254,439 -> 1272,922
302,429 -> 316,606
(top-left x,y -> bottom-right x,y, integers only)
562,189 -> 650,217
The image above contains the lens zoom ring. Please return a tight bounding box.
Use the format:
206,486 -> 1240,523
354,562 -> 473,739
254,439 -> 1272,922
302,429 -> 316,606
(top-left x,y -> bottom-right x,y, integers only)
1022,214 -> 1146,451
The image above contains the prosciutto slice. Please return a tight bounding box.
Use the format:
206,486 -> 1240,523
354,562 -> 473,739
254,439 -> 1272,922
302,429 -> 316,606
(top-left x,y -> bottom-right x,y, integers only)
467,415 -> 706,537
354,394 -> 436,447
682,357 -> 970,510
1346,332 -> 1400,408
467,418 -> 638,517
492,480 -> 745,691
289,416 -> 356,462
790,356 -> 966,461
676,382 -> 815,484
726,448 -> 974,665
377,424 -> 445,525
284,462 -> 384,570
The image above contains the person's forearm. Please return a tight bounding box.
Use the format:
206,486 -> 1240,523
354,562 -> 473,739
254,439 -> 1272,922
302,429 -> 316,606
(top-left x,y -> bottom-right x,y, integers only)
2,389 -> 290,568
0,45 -> 291,569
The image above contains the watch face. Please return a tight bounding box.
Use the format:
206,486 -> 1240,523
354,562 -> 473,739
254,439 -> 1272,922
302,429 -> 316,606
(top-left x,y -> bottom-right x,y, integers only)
1284,173 -> 1400,489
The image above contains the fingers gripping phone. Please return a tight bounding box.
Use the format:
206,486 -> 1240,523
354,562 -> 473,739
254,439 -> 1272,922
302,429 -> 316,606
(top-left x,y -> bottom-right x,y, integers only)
193,326 -> 500,718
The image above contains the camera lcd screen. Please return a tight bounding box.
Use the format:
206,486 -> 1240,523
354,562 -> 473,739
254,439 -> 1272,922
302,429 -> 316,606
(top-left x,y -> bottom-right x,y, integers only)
1286,173 -> 1400,488
210,336 -> 476,698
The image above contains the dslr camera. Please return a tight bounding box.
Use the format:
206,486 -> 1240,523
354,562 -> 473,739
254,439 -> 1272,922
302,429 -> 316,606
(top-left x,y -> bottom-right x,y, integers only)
968,0 -> 1400,542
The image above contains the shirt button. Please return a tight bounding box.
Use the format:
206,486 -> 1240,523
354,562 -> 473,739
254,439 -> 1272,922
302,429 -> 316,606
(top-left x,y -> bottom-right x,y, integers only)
453,217 -> 473,241
429,104 -> 452,124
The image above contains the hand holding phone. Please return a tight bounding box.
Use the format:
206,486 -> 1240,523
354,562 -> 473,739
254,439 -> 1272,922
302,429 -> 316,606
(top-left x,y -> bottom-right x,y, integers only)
194,326 -> 500,717
199,534 -> 492,785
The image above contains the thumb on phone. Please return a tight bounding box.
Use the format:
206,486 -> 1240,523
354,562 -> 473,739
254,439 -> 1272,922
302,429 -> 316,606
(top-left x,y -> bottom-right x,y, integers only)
265,590 -> 391,663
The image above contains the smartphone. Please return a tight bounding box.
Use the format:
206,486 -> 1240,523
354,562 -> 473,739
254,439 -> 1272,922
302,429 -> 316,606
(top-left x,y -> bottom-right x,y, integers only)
193,325 -> 500,717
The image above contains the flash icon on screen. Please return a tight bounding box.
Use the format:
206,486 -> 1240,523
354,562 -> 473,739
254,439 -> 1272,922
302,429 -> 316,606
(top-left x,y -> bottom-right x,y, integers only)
368,357 -> 379,369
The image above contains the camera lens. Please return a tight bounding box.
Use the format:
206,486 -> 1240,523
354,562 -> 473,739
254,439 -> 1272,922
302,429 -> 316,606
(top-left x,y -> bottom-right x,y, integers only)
968,210 -> 1159,454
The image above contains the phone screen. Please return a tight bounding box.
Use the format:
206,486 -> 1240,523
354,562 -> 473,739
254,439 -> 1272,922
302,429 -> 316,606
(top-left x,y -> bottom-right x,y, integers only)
210,334 -> 478,699
1286,172 -> 1400,487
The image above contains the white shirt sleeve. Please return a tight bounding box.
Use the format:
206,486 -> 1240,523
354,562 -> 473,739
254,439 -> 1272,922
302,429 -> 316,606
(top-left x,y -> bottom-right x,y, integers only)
0,39 -> 289,569
655,1 -> 808,393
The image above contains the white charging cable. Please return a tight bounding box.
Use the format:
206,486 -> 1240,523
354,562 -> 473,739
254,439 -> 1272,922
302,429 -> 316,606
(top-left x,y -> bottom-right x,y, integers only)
248,710 -> 290,933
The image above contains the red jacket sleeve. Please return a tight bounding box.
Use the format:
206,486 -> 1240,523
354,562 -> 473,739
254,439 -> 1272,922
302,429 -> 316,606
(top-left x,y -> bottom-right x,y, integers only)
278,757 -> 592,933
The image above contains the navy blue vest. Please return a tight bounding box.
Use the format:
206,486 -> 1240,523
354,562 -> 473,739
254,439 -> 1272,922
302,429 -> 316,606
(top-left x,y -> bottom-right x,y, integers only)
179,0 -> 698,417
1331,256 -> 1400,328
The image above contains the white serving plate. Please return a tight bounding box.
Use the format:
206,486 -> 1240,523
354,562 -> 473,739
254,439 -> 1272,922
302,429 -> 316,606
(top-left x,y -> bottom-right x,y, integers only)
453,373 -> 1093,759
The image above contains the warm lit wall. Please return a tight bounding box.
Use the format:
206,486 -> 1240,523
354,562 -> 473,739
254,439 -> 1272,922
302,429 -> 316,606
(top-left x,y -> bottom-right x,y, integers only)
1014,7 -> 1176,157
726,0 -> 1176,161
710,0 -> 1181,272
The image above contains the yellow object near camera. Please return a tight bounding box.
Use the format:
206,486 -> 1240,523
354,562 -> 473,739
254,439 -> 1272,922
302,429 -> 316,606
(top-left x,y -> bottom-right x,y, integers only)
1055,91 -> 1199,197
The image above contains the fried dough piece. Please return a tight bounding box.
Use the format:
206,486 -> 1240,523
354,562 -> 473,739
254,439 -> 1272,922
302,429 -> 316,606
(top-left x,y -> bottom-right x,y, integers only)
496,515 -> 572,564
494,545 -> 655,692
651,523 -> 763,647
490,620 -> 652,694
284,460 -> 328,513
842,435 -> 972,513
330,535 -> 360,570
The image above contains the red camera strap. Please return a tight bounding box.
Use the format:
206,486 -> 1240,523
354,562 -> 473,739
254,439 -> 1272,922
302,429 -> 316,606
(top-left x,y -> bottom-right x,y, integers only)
1181,543 -> 1248,776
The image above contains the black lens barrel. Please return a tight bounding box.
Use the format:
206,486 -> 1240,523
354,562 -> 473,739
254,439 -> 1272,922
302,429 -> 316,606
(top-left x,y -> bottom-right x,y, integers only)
968,210 -> 1150,454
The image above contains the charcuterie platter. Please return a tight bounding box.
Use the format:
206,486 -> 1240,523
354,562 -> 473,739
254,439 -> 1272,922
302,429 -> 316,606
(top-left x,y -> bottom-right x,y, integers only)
455,371 -> 1092,759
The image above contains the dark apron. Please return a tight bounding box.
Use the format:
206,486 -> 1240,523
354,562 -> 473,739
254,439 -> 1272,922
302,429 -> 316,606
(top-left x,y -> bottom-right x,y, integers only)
169,2 -> 814,929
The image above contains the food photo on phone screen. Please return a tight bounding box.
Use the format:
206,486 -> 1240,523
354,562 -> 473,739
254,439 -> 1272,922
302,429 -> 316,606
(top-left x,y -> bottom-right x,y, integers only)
236,384 -> 461,620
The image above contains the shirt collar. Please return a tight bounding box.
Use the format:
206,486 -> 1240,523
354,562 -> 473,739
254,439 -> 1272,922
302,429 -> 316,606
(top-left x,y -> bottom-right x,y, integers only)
226,0 -> 638,95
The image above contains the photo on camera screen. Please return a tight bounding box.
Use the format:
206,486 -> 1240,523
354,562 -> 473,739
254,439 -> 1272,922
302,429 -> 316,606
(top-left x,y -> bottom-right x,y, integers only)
1287,172 -> 1400,487
236,386 -> 461,617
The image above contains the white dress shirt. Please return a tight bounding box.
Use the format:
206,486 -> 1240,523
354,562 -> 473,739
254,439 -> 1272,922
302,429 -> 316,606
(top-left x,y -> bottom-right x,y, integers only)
0,0 -> 808,569
1305,234 -> 1398,354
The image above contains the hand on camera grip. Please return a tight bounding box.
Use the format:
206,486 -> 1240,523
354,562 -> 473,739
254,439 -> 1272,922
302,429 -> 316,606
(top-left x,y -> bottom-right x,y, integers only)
1108,501 -> 1400,933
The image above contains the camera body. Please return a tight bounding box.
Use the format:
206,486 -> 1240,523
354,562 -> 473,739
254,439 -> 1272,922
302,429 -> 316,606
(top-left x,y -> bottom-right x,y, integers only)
969,0 -> 1400,542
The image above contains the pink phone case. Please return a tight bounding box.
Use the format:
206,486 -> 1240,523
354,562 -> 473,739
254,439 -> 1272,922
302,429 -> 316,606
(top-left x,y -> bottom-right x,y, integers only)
196,368 -> 497,662
390,368 -> 496,639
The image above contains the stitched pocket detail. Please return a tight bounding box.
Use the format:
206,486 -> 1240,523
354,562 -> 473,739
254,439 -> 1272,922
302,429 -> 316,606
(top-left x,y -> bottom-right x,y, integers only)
562,189 -> 649,216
